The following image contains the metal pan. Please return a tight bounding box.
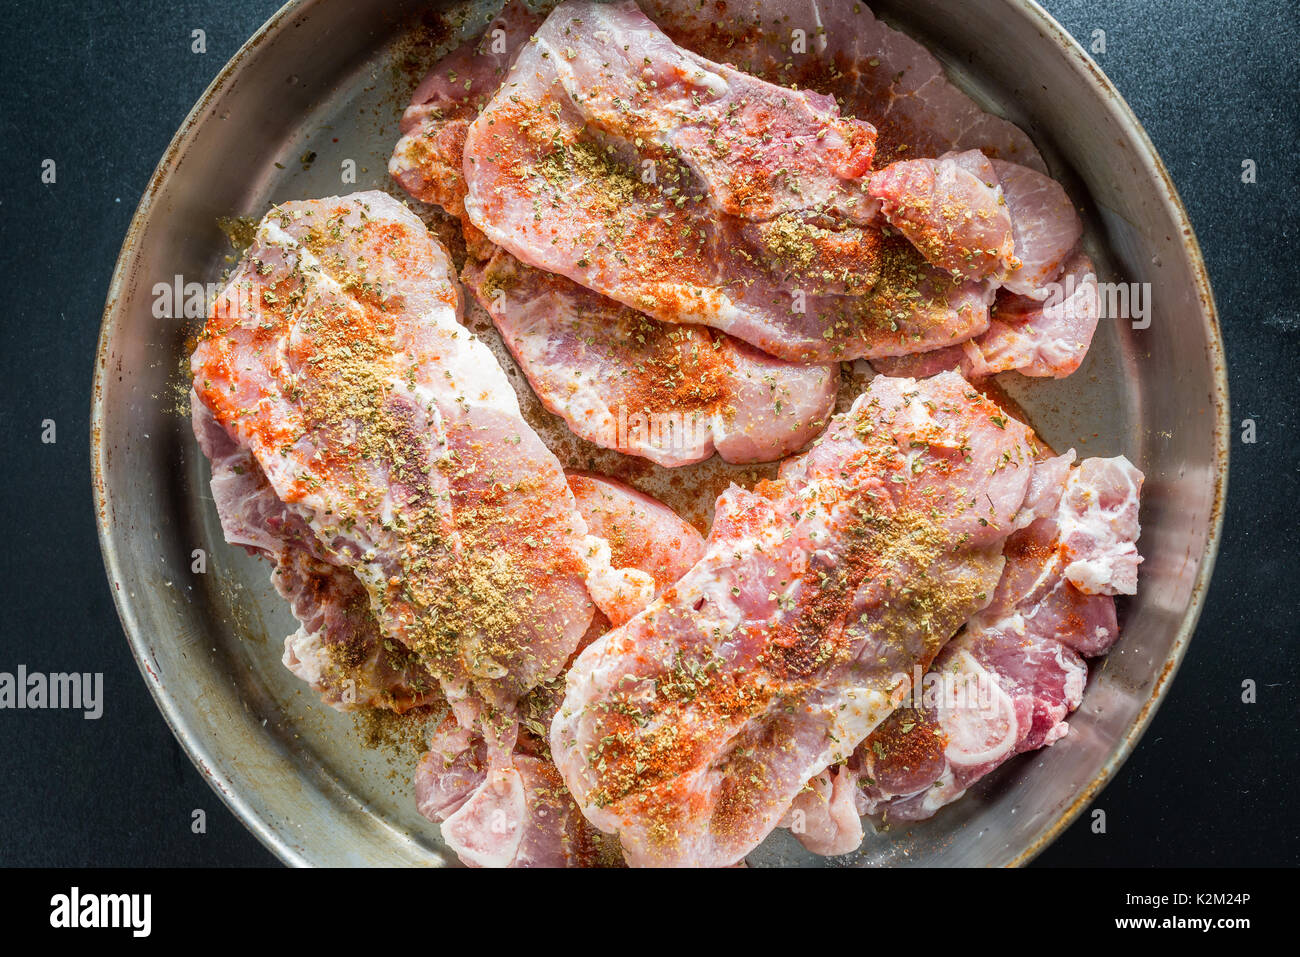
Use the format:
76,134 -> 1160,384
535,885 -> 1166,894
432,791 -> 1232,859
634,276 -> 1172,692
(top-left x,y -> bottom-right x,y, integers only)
91,0 -> 1228,866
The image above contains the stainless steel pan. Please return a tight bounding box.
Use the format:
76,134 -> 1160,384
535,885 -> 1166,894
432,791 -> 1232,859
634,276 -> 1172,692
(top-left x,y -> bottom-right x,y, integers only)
91,0 -> 1228,866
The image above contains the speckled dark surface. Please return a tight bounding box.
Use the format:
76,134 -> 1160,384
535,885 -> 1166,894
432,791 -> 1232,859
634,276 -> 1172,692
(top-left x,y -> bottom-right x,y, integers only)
0,0 -> 1295,867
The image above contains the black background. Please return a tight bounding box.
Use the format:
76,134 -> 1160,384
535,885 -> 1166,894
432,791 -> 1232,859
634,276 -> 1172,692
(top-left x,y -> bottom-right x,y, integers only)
0,0 -> 1296,867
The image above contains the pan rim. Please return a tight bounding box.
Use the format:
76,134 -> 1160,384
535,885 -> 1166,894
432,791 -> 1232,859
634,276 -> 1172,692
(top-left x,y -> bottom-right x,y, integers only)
992,0 -> 1230,867
90,0 -> 1230,868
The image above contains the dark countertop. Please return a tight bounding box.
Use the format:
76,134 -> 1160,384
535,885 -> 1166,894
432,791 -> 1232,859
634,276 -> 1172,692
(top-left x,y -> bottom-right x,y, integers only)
0,0 -> 1295,867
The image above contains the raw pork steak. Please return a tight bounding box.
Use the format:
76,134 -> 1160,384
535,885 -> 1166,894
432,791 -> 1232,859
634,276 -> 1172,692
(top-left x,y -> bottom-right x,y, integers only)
190,190 -> 595,742
551,371 -> 1039,866
463,250 -> 838,466
462,0 -> 949,363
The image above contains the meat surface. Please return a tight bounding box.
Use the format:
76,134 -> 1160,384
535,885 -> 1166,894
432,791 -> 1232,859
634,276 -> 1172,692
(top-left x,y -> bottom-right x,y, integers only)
463,250 -> 838,466
869,150 -> 1017,282
782,764 -> 864,856
416,470 -> 704,867
551,371 -> 1039,866
1055,456 -> 1145,596
865,148 -> 1090,378
190,190 -> 598,755
463,0 -> 955,363
388,1 -> 543,256
992,159 -> 1083,297
194,400 -> 439,712
872,250 -> 1100,379
569,472 -> 706,626
399,2 -> 1066,368
639,0 -> 1046,170
979,251 -> 1101,377
870,150 -> 1081,292
416,700 -> 624,868
843,453 -> 1144,826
